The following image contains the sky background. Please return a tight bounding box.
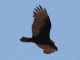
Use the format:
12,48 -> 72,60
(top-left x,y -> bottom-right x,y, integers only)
0,0 -> 80,60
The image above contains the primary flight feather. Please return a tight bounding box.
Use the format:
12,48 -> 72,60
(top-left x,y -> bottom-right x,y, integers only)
20,5 -> 58,54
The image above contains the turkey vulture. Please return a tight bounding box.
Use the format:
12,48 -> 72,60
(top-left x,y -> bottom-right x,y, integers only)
20,5 -> 58,54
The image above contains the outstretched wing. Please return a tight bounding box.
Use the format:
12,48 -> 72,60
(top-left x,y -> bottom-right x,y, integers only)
32,5 -> 51,37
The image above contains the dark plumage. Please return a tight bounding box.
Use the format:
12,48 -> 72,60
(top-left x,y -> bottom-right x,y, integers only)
20,5 -> 58,54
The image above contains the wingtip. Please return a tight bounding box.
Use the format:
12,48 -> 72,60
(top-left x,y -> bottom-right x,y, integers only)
33,5 -> 48,18
39,4 -> 42,7
33,11 -> 36,17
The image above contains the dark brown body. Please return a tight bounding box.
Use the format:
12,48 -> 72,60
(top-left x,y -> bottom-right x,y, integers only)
20,5 -> 58,54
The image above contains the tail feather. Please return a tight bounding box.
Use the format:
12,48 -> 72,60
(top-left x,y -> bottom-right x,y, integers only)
20,37 -> 32,42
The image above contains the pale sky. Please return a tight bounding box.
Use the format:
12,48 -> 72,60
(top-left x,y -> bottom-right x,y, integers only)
0,0 -> 80,60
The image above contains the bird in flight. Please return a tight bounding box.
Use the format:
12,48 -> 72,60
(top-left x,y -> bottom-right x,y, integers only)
20,5 -> 58,54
